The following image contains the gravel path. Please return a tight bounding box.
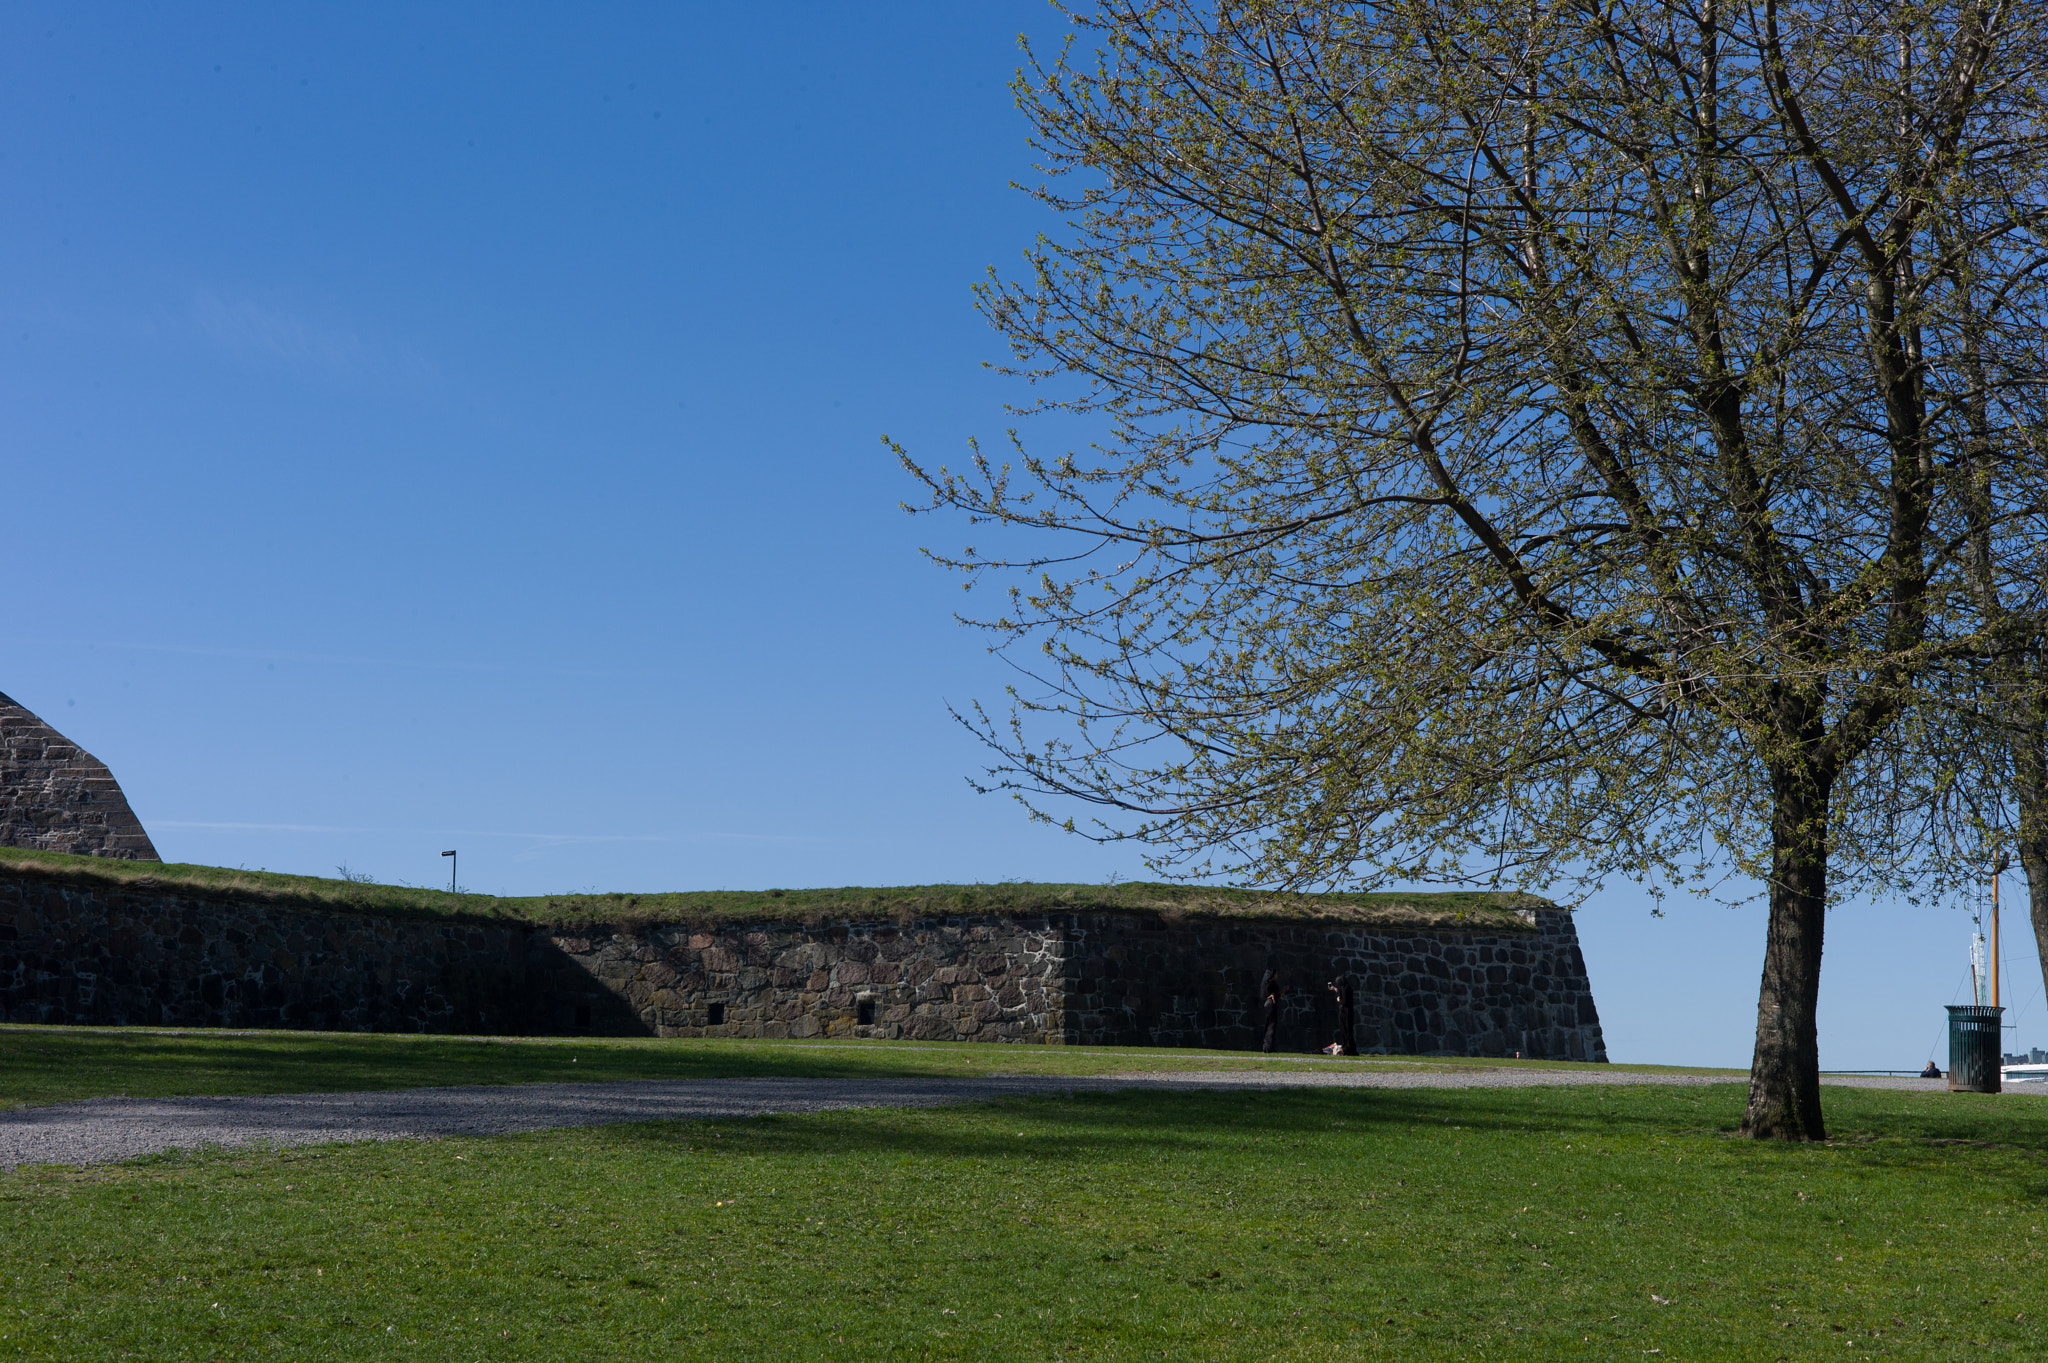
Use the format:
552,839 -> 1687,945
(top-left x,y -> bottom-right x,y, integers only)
2,1067 -> 2027,1170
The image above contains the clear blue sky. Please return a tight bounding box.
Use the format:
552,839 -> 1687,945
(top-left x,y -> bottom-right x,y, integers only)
3,2 -> 2037,1068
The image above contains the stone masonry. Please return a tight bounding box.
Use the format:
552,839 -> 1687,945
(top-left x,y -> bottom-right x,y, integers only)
1056,910 -> 1606,1058
2,865 -> 1606,1059
0,692 -> 159,861
547,917 -> 1069,1043
548,907 -> 1607,1060
0,872 -> 624,1033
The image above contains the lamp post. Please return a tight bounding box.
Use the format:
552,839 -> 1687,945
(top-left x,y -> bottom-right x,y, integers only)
441,849 -> 457,894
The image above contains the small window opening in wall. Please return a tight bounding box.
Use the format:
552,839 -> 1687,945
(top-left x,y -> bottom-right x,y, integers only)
707,1001 -> 726,1026
857,997 -> 876,1026
574,1004 -> 591,1031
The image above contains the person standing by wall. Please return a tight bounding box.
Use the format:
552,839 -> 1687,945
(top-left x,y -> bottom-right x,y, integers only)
1326,975 -> 1358,1056
1260,972 -> 1284,1053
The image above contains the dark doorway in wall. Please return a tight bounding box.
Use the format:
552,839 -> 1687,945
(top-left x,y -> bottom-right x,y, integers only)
574,1004 -> 592,1032
707,1001 -> 726,1026
857,997 -> 876,1026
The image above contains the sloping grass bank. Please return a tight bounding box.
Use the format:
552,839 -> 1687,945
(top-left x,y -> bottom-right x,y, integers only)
0,845 -> 1545,932
2,1084 -> 2040,1361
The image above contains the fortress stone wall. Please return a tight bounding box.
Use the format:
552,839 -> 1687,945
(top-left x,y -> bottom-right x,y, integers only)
0,693 -> 159,861
550,908 -> 1604,1059
0,870 -> 625,1034
1,866 -> 1606,1060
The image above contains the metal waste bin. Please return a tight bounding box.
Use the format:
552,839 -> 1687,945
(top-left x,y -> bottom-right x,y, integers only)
1946,1005 -> 2004,1093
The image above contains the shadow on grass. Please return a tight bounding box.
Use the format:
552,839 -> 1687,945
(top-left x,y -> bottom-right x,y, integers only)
0,1029 -> 1019,1106
564,1083 -> 2048,1195
0,1027 -> 1602,1106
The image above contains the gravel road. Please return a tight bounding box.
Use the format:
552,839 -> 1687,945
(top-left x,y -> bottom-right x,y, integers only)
1,1067 -> 2024,1170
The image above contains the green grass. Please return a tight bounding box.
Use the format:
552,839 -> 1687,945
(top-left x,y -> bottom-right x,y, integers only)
0,844 -> 1547,931
0,1025 -> 1697,1110
3,1084 -> 2042,1360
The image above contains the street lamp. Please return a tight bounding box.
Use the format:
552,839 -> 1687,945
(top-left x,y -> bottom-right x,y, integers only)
441,849 -> 457,894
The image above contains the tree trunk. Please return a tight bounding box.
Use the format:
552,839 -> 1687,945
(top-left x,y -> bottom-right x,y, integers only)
1741,762 -> 1832,1140
2021,844 -> 2048,1039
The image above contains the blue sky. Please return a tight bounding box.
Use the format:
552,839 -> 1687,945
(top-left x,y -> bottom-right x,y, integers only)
3,2 -> 2037,1069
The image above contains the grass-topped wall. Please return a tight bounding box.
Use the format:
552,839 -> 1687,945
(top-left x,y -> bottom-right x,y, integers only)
0,849 -> 1600,1057
0,845 -> 1548,933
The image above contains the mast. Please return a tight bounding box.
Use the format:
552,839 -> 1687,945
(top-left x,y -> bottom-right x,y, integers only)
1993,850 -> 2012,1006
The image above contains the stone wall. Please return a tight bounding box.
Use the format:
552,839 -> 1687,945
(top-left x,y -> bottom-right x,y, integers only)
1056,911 -> 1606,1059
547,916 -> 1071,1043
0,872 -> 625,1034
0,692 -> 159,860
554,908 -> 1607,1061
1,870 -> 1606,1060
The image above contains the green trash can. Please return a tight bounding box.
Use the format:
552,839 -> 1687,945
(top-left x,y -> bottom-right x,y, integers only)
1946,1005 -> 2004,1093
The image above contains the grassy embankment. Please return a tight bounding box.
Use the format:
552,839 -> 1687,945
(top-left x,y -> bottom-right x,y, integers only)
0,844 -> 1544,932
3,1081 -> 2041,1361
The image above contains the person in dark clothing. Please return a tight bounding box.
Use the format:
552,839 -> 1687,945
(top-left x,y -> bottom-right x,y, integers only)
1920,1060 -> 1942,1079
1260,973 -> 1283,1053
1327,976 -> 1359,1056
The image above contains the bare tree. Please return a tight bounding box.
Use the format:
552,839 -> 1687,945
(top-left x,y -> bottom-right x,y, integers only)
900,0 -> 2048,1138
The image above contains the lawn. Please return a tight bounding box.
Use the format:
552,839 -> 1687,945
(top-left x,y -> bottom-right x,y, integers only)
3,1080 -> 2042,1361
0,1025 -> 1690,1111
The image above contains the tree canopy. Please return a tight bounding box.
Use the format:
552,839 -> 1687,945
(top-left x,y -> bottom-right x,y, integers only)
901,0 -> 2048,1137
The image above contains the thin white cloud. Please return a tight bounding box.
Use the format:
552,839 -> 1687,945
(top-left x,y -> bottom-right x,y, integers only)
152,820 -> 823,846
188,289 -> 434,385
191,292 -> 364,374
0,292 -> 432,386
15,636 -> 658,682
153,820 -> 376,834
